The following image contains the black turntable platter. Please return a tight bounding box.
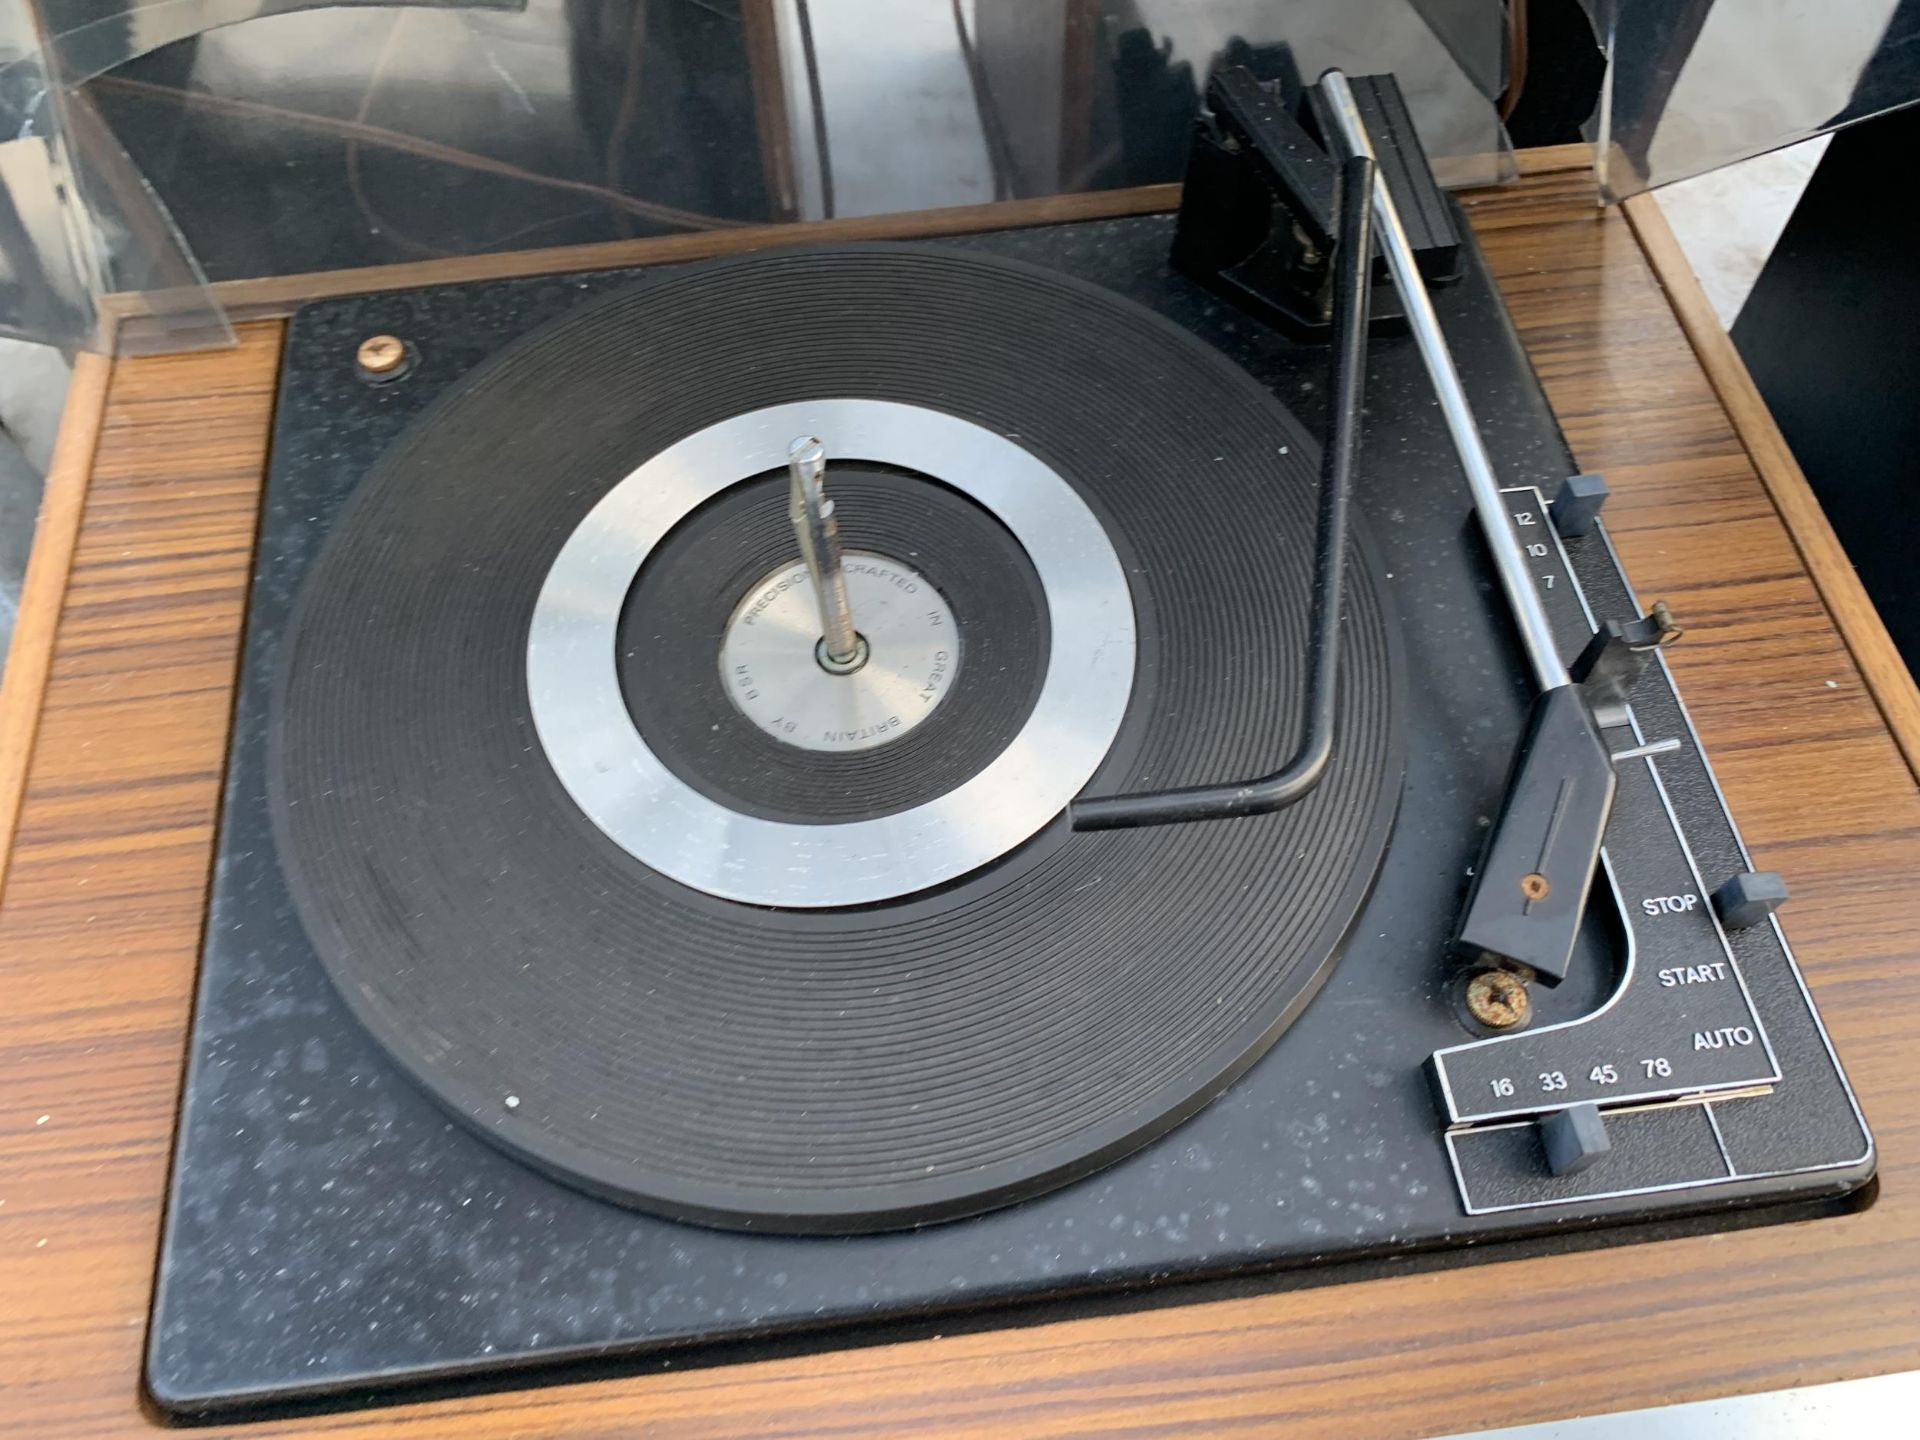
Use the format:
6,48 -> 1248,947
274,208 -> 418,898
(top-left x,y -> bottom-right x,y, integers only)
269,247 -> 1404,1233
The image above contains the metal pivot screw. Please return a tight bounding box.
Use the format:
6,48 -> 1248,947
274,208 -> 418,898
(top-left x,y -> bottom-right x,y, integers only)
355,333 -> 412,382
1465,969 -> 1531,1030
1519,871 -> 1551,901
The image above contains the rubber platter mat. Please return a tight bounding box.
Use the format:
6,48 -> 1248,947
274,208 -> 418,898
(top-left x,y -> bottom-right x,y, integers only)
271,246 -> 1406,1232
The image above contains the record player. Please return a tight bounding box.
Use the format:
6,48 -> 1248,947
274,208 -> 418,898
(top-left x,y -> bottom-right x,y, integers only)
144,69 -> 1872,1417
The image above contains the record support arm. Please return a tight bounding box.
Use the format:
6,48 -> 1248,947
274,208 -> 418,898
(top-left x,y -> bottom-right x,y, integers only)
1071,149 -> 1377,833
1079,67 -> 1677,991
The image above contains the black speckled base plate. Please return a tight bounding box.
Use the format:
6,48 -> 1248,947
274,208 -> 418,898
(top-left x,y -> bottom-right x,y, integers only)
147,213 -> 1872,1418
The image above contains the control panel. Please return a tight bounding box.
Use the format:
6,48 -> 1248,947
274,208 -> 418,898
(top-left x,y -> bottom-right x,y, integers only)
1434,487 -> 1866,1215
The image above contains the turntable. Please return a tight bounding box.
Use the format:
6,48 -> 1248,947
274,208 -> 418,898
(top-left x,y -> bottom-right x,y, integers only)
6,68 -> 1892,1429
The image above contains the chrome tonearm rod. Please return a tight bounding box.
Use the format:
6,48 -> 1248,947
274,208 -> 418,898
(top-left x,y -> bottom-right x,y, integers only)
1323,69 -> 1645,988
1318,70 -> 1568,695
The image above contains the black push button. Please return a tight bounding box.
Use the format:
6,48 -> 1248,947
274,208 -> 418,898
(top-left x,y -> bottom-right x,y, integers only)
1550,472 -> 1610,536
1539,1102 -> 1611,1176
1713,870 -> 1790,930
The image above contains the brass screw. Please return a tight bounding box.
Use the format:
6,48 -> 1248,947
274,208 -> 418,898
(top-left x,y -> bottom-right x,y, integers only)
356,334 -> 407,375
1465,969 -> 1531,1030
1520,871 -> 1551,901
